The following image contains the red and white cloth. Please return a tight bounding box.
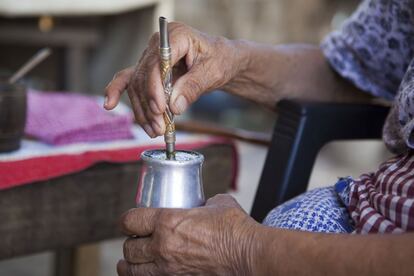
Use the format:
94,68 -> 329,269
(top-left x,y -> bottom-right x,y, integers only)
0,126 -> 238,191
347,152 -> 414,233
1,90 -> 238,193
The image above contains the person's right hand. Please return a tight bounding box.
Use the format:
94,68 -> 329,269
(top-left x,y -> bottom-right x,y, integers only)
104,22 -> 245,138
117,194 -> 259,275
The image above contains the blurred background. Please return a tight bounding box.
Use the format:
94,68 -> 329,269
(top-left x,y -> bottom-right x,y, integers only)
0,0 -> 391,275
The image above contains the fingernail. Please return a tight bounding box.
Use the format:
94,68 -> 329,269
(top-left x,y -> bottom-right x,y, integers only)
149,100 -> 160,114
143,124 -> 155,138
174,95 -> 187,114
104,96 -> 109,107
151,120 -> 163,135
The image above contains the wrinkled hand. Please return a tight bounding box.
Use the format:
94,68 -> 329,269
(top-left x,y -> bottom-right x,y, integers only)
117,194 -> 259,276
104,22 -> 242,138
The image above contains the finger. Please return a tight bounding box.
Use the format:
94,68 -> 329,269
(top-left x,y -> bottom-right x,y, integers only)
170,68 -> 209,115
142,31 -> 189,134
168,22 -> 194,65
145,61 -> 166,116
142,64 -> 166,136
205,194 -> 241,208
136,91 -> 165,137
117,260 -> 160,276
149,114 -> 165,137
127,87 -> 156,138
129,58 -> 165,137
120,208 -> 160,236
105,68 -> 134,110
144,32 -> 171,118
145,23 -> 195,116
123,237 -> 154,264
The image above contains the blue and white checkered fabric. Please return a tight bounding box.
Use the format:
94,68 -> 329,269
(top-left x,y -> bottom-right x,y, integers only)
262,185 -> 354,233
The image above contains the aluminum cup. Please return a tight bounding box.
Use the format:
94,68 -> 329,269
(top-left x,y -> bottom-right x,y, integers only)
136,149 -> 205,208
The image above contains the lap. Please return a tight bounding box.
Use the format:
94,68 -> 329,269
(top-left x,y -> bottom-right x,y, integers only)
262,186 -> 354,233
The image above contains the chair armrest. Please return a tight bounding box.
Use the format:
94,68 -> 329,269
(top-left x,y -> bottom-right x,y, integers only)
175,120 -> 271,146
250,99 -> 390,222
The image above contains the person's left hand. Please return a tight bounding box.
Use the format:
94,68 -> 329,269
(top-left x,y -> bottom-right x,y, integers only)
117,194 -> 260,276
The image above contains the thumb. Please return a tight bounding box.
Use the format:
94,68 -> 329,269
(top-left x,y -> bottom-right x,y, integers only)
170,69 -> 209,115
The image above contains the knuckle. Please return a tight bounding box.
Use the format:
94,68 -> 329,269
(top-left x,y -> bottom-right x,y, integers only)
224,206 -> 243,219
146,49 -> 159,61
113,68 -> 128,80
158,210 -> 181,229
113,71 -> 121,80
121,209 -> 136,230
126,84 -> 135,98
149,32 -> 160,47
119,68 -> 130,75
123,240 -> 133,258
169,21 -> 181,28
216,193 -> 233,200
137,48 -> 148,65
158,209 -> 173,225
169,21 -> 186,32
138,48 -> 157,68
133,69 -> 147,85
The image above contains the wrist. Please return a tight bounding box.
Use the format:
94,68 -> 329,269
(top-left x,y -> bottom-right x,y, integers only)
220,39 -> 252,92
248,225 -> 295,275
229,39 -> 252,80
229,217 -> 264,276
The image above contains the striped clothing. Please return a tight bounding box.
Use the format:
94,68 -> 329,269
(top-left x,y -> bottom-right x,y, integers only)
266,0 -> 414,234
321,0 -> 414,234
264,154 -> 414,234
344,153 -> 414,233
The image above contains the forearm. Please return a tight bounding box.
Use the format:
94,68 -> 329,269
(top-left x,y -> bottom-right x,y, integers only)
223,41 -> 372,109
250,225 -> 414,275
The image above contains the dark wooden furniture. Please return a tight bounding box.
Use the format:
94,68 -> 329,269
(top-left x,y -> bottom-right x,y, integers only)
0,144 -> 235,275
0,1 -> 172,93
251,100 -> 390,222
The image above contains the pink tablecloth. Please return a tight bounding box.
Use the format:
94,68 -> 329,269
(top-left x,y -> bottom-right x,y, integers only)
25,90 -> 134,145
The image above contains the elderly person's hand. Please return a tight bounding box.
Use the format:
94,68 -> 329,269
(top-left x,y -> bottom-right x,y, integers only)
104,22 -> 244,138
117,194 -> 260,276
104,22 -> 370,139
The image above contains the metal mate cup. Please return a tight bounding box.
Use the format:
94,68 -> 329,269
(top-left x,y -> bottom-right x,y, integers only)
136,149 -> 205,208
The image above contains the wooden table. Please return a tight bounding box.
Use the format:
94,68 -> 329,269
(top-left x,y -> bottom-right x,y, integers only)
0,144 -> 235,275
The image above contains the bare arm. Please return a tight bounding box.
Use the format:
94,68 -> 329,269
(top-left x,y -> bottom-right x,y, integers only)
118,194 -> 413,276
105,22 -> 371,137
223,41 -> 372,109
251,225 -> 414,275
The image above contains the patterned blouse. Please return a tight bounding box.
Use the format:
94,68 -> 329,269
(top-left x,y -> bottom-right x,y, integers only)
322,0 -> 414,233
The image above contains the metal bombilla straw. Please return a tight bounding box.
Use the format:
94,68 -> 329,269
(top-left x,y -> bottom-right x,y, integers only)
159,16 -> 176,160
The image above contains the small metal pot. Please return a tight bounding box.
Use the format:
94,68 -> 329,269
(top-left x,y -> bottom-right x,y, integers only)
136,149 -> 205,208
0,81 -> 26,152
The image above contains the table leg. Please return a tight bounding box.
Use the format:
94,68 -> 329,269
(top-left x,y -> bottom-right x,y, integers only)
54,245 -> 100,276
54,248 -> 75,276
